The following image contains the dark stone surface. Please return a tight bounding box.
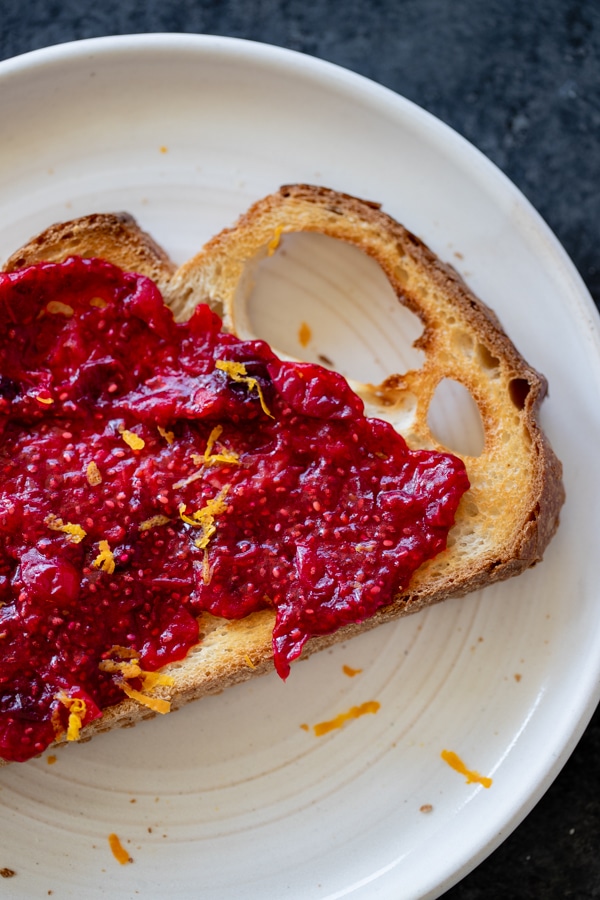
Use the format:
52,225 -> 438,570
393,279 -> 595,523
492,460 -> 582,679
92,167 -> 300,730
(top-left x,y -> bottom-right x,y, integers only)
0,1 -> 599,896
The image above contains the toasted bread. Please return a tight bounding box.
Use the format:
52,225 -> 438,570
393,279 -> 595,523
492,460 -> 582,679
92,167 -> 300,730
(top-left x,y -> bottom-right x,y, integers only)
0,185 -> 564,760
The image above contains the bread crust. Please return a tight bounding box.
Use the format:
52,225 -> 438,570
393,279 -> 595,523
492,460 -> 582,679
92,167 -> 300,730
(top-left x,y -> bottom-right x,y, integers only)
4,212 -> 176,295
0,187 -> 565,760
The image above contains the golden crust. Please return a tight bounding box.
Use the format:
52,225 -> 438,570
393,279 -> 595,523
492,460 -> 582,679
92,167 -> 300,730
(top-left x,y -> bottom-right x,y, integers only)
3,212 -> 176,295
0,186 -> 565,762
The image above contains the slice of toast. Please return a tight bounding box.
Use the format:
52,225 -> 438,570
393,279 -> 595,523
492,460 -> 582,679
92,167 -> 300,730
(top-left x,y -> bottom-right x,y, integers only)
1,186 -> 565,759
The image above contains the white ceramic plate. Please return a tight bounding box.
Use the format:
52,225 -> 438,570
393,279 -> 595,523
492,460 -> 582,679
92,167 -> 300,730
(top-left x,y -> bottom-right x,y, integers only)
0,34 -> 598,900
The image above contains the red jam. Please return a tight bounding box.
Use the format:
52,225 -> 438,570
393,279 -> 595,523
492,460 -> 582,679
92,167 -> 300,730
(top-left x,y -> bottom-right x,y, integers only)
0,256 -> 469,762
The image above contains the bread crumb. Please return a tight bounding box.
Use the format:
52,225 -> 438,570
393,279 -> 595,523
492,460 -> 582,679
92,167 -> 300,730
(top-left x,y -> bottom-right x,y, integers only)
47,754 -> 57,765
0,869 -> 16,878
514,673 -> 522,682
419,804 -> 433,814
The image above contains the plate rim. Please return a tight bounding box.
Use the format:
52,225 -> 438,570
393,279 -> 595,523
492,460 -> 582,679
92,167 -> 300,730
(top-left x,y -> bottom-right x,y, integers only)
1,31 -> 599,899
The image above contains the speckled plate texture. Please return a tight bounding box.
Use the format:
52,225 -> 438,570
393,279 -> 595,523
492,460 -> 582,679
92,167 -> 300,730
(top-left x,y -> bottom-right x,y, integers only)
0,33 -> 598,900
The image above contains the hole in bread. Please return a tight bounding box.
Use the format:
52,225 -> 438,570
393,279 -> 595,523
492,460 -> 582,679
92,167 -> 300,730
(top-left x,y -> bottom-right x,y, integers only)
237,232 -> 425,384
452,330 -> 475,358
509,377 -> 530,410
427,378 -> 485,457
476,342 -> 500,371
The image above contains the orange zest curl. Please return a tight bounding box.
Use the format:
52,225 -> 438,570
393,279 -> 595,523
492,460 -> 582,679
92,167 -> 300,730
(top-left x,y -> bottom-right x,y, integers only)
178,486 -> 230,550
53,693 -> 87,741
108,833 -> 132,865
441,749 -> 493,788
119,427 -> 145,450
92,540 -> 116,575
215,359 -> 274,418
202,425 -> 240,467
99,654 -> 174,715
139,514 -> 171,532
267,225 -> 284,256
313,701 -> 380,736
45,515 -> 87,544
46,301 -> 74,317
86,460 -> 102,486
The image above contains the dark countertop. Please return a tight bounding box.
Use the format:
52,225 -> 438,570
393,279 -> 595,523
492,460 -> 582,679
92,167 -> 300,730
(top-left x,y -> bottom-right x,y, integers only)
1,1 -> 599,897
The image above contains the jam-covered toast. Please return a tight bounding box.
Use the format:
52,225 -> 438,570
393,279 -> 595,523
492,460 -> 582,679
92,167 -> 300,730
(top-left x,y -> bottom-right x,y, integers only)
0,186 -> 564,761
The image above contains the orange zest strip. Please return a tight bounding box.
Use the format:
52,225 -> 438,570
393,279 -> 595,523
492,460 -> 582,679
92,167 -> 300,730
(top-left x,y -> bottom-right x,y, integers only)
119,427 -> 145,450
342,665 -> 363,677
313,700 -> 380,736
99,656 -> 174,714
267,225 -> 284,256
139,514 -> 171,532
55,693 -> 87,741
178,486 -> 230,550
45,515 -> 86,544
92,540 -> 116,575
108,833 -> 132,865
441,749 -> 493,788
202,549 -> 212,585
298,322 -> 312,347
86,460 -> 102,486
120,682 -> 171,714
46,301 -> 74,317
99,659 -> 144,679
203,425 -> 240,467
215,359 -> 274,418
